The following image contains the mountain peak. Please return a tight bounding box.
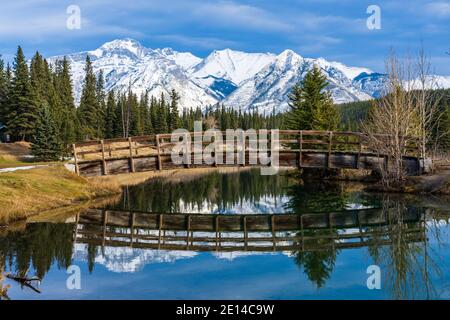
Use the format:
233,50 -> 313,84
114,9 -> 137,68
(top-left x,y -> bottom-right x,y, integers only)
275,49 -> 302,67
98,38 -> 148,59
193,49 -> 276,85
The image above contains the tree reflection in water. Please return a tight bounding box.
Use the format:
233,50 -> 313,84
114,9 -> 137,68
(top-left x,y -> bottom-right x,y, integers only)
0,169 -> 448,299
366,198 -> 448,299
0,254 -> 11,300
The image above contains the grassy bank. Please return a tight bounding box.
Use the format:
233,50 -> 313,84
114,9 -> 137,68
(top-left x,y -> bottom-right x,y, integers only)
366,170 -> 450,195
0,142 -> 58,169
0,166 -> 121,225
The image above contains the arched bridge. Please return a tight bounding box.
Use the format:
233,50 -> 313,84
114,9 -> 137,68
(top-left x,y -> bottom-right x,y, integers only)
71,130 -> 428,177
72,207 -> 426,253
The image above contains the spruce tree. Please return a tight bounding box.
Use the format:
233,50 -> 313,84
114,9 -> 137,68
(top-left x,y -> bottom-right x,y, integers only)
155,92 -> 168,133
96,70 -> 106,138
128,90 -> 140,136
286,66 -> 340,131
0,56 -> 8,126
149,95 -> 158,133
9,46 -> 38,140
168,89 -> 180,131
31,105 -> 61,161
30,52 -> 46,110
78,55 -> 99,139
55,57 -> 79,145
104,90 -> 117,138
140,92 -> 152,135
114,93 -> 125,138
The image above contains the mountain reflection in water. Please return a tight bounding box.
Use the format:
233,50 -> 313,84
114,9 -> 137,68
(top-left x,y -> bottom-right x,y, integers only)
0,169 -> 449,300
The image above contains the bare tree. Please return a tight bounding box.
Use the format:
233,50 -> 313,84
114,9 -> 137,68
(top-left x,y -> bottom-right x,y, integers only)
413,47 -> 443,158
362,52 -> 419,185
362,49 -> 445,185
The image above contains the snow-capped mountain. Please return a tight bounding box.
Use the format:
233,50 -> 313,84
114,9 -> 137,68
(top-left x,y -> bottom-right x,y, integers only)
188,49 -> 276,100
72,243 -> 198,273
48,38 -> 450,114
49,38 -> 218,109
223,50 -> 373,113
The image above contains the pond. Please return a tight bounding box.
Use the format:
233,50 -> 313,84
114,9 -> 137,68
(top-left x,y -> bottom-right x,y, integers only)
1,168 -> 449,300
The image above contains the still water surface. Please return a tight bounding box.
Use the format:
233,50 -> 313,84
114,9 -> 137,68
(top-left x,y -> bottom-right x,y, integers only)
1,169 -> 449,299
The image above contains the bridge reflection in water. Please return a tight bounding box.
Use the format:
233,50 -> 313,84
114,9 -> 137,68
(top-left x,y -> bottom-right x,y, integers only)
73,207 -> 427,253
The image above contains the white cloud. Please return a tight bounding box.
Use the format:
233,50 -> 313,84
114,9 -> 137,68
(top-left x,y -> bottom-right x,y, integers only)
426,2 -> 450,17
193,1 -> 293,32
153,34 -> 238,49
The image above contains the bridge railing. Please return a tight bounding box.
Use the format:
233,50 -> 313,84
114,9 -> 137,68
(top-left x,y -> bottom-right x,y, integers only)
73,208 -> 426,252
72,130 -> 420,160
71,130 -> 421,176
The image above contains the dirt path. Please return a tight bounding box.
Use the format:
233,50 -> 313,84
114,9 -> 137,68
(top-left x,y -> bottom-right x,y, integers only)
0,164 -> 49,173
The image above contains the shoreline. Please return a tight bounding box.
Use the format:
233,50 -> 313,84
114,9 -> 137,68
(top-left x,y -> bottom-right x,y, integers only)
0,165 -> 122,226
0,166 -> 286,226
1,164 -> 449,227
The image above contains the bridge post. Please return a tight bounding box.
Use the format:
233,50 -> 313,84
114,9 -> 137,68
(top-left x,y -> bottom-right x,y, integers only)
128,137 -> 135,173
156,134 -> 162,171
356,135 -> 362,169
72,144 -> 79,176
298,131 -> 303,168
100,140 -> 107,175
241,130 -> 246,167
328,131 -> 333,168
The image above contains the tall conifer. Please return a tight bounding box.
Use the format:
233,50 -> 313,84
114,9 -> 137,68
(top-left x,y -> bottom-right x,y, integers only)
78,55 -> 99,139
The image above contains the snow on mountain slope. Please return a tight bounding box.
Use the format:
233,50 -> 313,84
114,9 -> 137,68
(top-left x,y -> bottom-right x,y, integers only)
326,60 -> 373,80
352,72 -> 387,98
73,243 -> 197,273
155,47 -> 202,70
48,38 -> 450,114
49,39 -> 218,109
407,75 -> 450,90
189,49 -> 276,85
224,50 -> 373,113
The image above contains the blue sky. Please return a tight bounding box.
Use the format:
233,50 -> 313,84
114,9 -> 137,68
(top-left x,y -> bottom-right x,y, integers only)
0,0 -> 449,74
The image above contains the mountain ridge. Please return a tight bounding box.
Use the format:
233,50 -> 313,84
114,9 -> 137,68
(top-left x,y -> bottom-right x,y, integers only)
48,38 -> 450,113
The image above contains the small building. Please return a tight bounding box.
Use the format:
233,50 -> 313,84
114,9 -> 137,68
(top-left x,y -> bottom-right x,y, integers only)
0,122 -> 8,142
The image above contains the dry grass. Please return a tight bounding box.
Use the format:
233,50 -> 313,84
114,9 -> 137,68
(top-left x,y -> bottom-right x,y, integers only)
0,165 -> 121,225
0,142 -> 55,169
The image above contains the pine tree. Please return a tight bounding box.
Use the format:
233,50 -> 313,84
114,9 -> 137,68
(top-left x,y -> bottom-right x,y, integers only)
31,105 -> 62,161
128,90 -> 140,136
168,89 -> 181,131
8,46 -> 38,140
114,93 -> 125,138
78,55 -> 100,139
104,90 -> 117,138
139,92 -> 152,135
149,95 -> 158,133
96,70 -> 106,138
285,66 -> 340,131
30,52 -> 46,110
55,57 -> 79,145
155,92 -> 168,133
0,56 -> 8,126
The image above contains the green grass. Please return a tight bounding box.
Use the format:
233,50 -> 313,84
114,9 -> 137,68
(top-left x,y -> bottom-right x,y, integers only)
0,165 -> 121,225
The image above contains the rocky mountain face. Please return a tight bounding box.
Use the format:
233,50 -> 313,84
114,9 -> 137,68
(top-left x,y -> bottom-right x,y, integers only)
49,38 -> 450,113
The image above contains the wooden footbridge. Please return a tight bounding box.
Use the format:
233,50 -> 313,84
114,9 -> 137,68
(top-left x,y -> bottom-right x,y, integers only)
73,207 -> 426,253
71,130 -> 426,177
